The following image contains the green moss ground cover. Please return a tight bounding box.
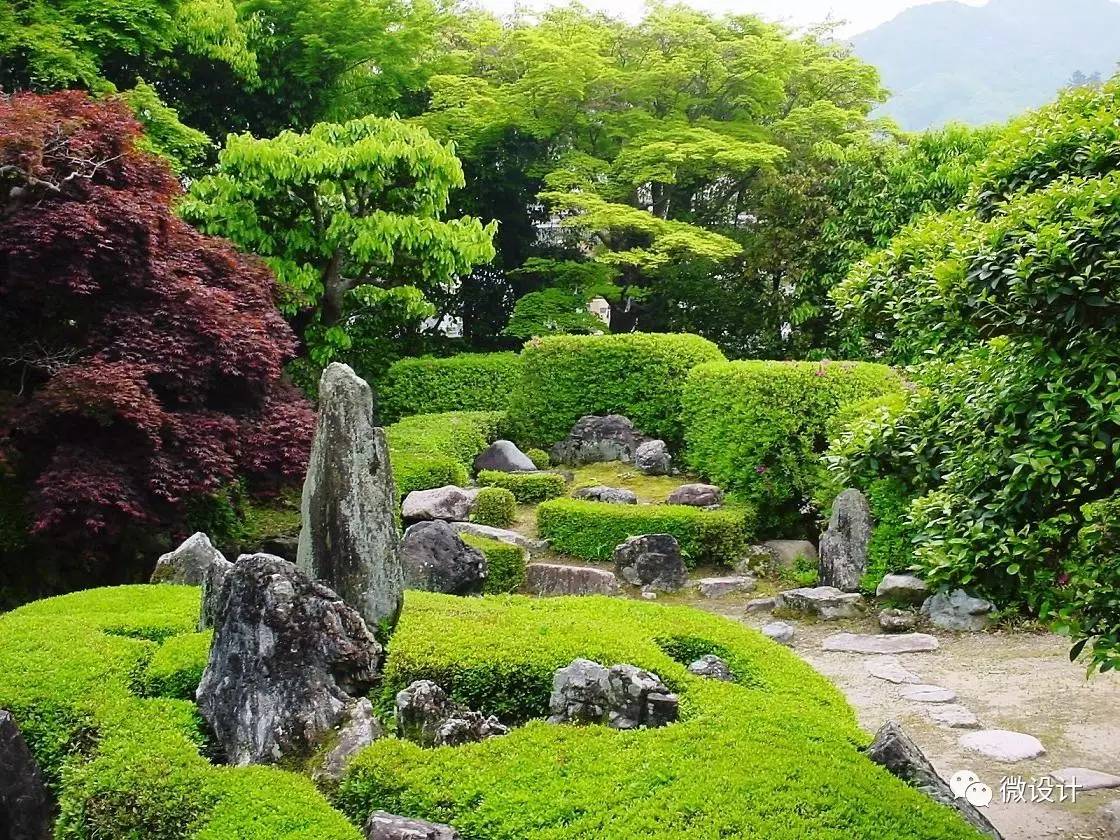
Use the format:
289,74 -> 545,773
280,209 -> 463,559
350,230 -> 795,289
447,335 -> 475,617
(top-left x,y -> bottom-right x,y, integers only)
338,593 -> 984,840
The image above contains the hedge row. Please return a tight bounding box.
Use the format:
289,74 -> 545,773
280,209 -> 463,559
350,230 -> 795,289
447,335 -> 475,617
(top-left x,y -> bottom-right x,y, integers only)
337,592 -> 985,840
681,360 -> 904,535
0,586 -> 360,838
378,353 -> 522,424
477,469 -> 567,503
535,498 -> 754,566
505,333 -> 725,448
462,534 -> 526,594
385,411 -> 504,498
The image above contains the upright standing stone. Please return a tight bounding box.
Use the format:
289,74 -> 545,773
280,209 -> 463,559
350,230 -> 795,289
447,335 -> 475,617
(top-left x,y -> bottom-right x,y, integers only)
819,488 -> 871,592
0,710 -> 55,840
297,363 -> 403,631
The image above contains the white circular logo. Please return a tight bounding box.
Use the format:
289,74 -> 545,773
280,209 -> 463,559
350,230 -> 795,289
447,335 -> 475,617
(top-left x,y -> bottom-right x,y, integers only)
964,782 -> 993,808
950,770 -> 980,798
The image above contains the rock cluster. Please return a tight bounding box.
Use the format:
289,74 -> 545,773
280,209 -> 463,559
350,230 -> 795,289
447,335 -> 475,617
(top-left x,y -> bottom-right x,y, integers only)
474,440 -> 537,473
572,485 -> 637,505
525,563 -> 621,596
551,415 -> 644,466
818,488 -> 871,592
548,659 -> 678,729
401,521 -> 487,595
614,533 -> 687,591
634,439 -> 671,475
395,680 -> 507,748
151,532 -> 226,585
0,710 -> 55,840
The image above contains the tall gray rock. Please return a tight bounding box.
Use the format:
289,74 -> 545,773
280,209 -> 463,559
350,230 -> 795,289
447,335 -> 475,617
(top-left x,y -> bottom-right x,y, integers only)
819,488 -> 871,592
297,362 -> 403,631
196,554 -> 382,766
0,710 -> 55,840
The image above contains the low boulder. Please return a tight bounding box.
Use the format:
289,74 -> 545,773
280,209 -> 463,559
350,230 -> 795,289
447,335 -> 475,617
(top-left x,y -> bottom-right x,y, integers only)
876,573 -> 929,605
761,540 -> 818,571
818,488 -> 871,592
474,440 -> 537,473
687,655 -> 733,681
761,621 -> 795,645
634,439 -> 671,475
401,486 -> 475,522
365,812 -> 460,840
774,586 -> 864,619
666,483 -> 723,507
395,680 -> 507,748
572,485 -> 638,505
879,608 -> 919,633
0,710 -> 55,840
922,589 -> 994,631
401,521 -> 487,595
525,563 -> 621,596
548,659 -> 678,730
259,534 -> 299,562
151,532 -> 226,585
550,415 -> 643,466
696,575 -> 757,598
613,534 -> 687,592
196,554 -> 382,766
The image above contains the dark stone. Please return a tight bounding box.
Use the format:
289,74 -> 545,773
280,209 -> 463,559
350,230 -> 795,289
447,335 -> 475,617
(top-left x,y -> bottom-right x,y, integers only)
666,483 -> 723,507
613,534 -> 687,592
196,554 -> 382,766
364,811 -> 460,840
550,415 -> 644,466
297,362 -> 403,632
879,608 -> 919,633
634,439 -> 671,475
395,680 -> 507,748
866,721 -> 1002,839
151,532 -> 226,585
0,710 -> 55,840
548,659 -> 679,730
818,488 -> 871,592
401,521 -> 487,595
571,485 -> 638,505
259,534 -> 299,562
473,440 -> 537,473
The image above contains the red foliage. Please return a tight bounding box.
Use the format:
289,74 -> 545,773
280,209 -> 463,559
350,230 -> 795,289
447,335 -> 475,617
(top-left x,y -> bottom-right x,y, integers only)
0,91 -> 314,577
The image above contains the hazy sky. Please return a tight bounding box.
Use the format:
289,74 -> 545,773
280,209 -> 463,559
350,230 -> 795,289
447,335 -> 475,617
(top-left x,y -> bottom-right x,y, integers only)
475,0 -> 988,36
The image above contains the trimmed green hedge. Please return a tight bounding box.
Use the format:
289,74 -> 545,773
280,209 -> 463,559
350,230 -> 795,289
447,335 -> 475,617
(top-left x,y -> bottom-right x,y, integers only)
536,498 -> 753,566
337,592 -> 984,840
462,534 -> 526,594
379,353 -> 522,424
471,487 -> 516,528
506,333 -> 725,448
0,586 -> 360,838
386,411 -> 505,498
139,630 -> 213,701
477,470 -> 567,504
682,360 -> 904,535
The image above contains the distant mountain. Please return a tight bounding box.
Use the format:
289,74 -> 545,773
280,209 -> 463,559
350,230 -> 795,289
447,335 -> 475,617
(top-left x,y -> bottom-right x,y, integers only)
850,0 -> 1120,130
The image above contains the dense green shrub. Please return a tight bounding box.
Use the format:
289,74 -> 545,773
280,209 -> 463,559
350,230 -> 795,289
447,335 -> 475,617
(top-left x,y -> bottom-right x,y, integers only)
386,411 -> 505,498
525,448 -> 551,469
337,592 -> 984,840
471,487 -> 516,528
139,630 -> 213,700
1056,496 -> 1120,673
681,360 -> 903,536
462,535 -> 526,594
379,353 -> 523,424
477,470 -> 567,504
506,333 -> 725,448
0,586 -> 360,838
536,498 -> 753,566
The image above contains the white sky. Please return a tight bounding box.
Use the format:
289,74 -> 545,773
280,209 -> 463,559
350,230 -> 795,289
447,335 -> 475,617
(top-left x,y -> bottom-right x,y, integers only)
479,0 -> 988,36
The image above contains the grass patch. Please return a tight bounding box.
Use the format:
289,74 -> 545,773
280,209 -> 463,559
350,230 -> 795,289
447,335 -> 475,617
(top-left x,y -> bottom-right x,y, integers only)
568,462 -> 697,504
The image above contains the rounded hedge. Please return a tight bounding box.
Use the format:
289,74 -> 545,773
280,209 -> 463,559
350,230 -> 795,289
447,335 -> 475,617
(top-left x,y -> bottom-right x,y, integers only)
378,353 -> 522,424
470,487 -> 516,528
505,333 -> 725,448
476,470 -> 567,504
461,534 -> 526,594
536,497 -> 754,566
337,592 -> 985,840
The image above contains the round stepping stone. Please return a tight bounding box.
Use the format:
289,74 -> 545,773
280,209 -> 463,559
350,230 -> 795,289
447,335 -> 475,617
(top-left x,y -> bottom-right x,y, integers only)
900,684 -> 957,703
929,705 -> 980,729
761,621 -> 795,645
822,632 -> 939,655
960,730 -> 1045,762
1051,767 -> 1120,791
866,659 -> 922,685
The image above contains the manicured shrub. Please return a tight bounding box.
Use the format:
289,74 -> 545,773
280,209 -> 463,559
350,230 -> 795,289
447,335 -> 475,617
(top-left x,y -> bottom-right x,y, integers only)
386,411 -> 504,498
681,360 -> 903,536
1056,496 -> 1120,672
0,586 -> 360,838
462,535 -> 526,594
379,353 -> 523,423
526,448 -> 551,470
477,470 -> 567,504
139,630 -> 213,700
337,592 -> 985,840
505,333 -> 725,448
536,498 -> 753,566
471,487 -> 516,528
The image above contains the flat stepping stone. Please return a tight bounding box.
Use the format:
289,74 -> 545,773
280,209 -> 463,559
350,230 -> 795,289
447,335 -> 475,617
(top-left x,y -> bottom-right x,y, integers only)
900,684 -> 957,703
743,597 -> 775,613
448,522 -> 546,551
960,729 -> 1045,762
1050,767 -> 1120,791
760,621 -> 795,645
929,705 -> 981,729
696,576 -> 757,598
822,632 -> 939,655
866,659 -> 922,684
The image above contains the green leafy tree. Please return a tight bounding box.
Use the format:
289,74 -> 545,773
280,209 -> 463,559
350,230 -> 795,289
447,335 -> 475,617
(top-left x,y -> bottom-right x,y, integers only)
180,114 -> 496,371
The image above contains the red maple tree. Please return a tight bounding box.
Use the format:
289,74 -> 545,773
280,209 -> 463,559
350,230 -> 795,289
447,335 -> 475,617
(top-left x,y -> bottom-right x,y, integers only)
0,91 -> 314,587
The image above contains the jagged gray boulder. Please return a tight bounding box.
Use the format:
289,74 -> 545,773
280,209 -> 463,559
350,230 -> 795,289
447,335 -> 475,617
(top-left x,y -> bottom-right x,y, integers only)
401,486 -> 475,522
314,698 -> 383,785
572,485 -> 638,505
613,533 -> 687,591
395,680 -> 507,748
297,362 -> 403,631
401,521 -> 487,595
550,415 -> 643,465
548,659 -> 678,729
525,563 -> 621,596
197,554 -> 234,631
364,811 -> 461,840
819,488 -> 871,592
634,439 -> 671,475
151,532 -> 226,585
473,440 -> 536,473
687,655 -> 733,681
0,710 -> 55,840
196,554 -> 382,766
667,483 -> 723,507
876,573 -> 929,605
774,586 -> 864,619
866,721 -> 1002,839
922,589 -> 994,631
